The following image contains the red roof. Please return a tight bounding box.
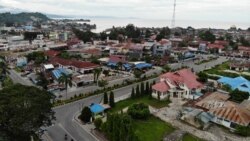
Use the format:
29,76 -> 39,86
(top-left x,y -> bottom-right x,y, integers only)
214,40 -> 229,46
160,69 -> 203,89
45,50 -> 60,57
109,55 -> 127,63
50,57 -> 99,69
152,81 -> 170,92
238,46 -> 250,52
208,44 -> 224,49
82,48 -> 101,55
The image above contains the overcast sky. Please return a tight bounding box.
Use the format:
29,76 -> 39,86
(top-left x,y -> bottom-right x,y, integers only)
0,0 -> 249,23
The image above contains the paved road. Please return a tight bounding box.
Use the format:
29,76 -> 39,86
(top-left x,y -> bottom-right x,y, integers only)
8,69 -> 34,86
55,66 -> 163,100
44,78 -> 158,141
170,56 -> 228,72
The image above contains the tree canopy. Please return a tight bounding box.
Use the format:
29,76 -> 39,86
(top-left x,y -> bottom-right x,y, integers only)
199,30 -> 216,43
0,84 -> 55,141
127,103 -> 150,120
230,89 -> 249,102
102,113 -> 138,141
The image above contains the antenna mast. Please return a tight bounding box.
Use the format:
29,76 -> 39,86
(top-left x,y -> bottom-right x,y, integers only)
171,0 -> 176,28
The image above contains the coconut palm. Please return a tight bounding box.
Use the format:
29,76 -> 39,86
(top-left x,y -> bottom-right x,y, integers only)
93,68 -> 102,85
117,62 -> 123,70
58,73 -> 72,100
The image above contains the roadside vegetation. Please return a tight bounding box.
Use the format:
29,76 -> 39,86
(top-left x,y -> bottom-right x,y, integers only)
181,133 -> 205,141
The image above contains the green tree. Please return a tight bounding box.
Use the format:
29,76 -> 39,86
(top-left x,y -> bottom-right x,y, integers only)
145,81 -> 150,95
199,30 -> 216,43
79,106 -> 92,123
127,103 -> 150,120
133,70 -> 142,80
58,73 -> 72,100
98,79 -> 108,88
197,72 -> 208,82
0,61 -> 9,83
235,125 -> 250,136
163,64 -> 171,72
230,89 -> 249,102
0,84 -> 55,141
94,68 -> 102,84
140,82 -> 145,96
104,92 -> 108,104
94,118 -> 103,130
109,91 -> 115,107
36,72 -> 49,89
117,62 -> 123,70
103,113 -> 138,141
26,51 -> 47,65
136,85 -> 140,98
131,87 -> 135,99
1,76 -> 13,88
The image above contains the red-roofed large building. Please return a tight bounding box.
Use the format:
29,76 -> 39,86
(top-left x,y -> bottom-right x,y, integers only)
50,57 -> 99,74
208,43 -> 225,53
152,69 -> 203,100
238,46 -> 250,58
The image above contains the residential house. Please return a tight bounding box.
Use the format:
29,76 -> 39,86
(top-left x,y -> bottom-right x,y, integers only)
238,46 -> 250,58
152,69 -> 203,100
207,44 -> 224,54
218,76 -> 250,96
153,39 -> 172,57
128,44 -> 144,59
229,60 -> 250,71
195,92 -> 250,129
50,57 -> 100,74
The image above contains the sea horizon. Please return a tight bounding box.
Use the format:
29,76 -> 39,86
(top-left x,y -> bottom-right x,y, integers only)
53,17 -> 250,33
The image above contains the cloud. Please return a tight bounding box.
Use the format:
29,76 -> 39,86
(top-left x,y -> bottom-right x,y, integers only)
0,0 -> 249,23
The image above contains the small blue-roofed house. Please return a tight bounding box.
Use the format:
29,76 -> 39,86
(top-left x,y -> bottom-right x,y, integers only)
218,76 -> 250,95
52,68 -> 69,80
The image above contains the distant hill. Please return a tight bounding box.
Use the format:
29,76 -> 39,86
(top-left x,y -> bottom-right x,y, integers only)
0,12 -> 50,25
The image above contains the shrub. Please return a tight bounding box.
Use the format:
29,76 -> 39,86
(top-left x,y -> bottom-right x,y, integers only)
79,106 -> 92,123
127,103 -> 150,120
94,118 -> 103,130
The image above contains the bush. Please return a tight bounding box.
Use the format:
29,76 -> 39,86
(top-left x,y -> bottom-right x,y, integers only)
94,118 -> 103,130
127,103 -> 150,120
235,125 -> 250,136
79,106 -> 92,123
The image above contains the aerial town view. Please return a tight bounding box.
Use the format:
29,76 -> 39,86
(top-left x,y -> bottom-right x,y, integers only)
0,0 -> 250,141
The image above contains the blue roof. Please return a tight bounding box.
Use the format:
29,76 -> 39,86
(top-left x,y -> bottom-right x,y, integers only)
107,62 -> 117,67
135,63 -> 152,69
90,103 -> 105,114
218,76 -> 250,93
52,68 -> 69,79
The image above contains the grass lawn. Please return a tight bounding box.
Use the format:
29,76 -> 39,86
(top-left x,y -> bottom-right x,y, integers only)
134,116 -> 175,141
109,96 -> 171,113
181,133 -> 205,141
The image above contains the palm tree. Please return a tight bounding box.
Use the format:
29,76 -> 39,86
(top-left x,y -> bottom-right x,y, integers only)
58,73 -> 72,100
93,68 -> 102,85
117,62 -> 123,71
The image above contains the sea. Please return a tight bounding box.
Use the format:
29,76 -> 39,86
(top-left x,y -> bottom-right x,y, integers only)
54,17 -> 250,33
